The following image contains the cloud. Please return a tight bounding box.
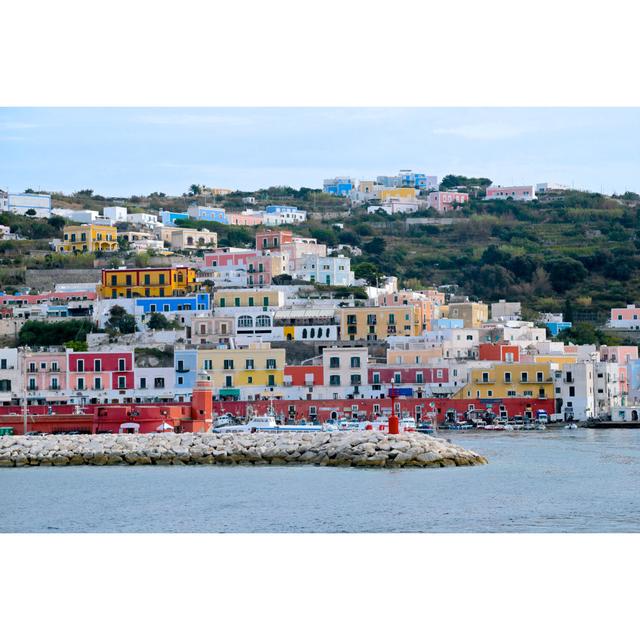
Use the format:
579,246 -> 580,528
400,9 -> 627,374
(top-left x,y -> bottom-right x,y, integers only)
432,122 -> 532,140
0,121 -> 39,130
135,113 -> 257,127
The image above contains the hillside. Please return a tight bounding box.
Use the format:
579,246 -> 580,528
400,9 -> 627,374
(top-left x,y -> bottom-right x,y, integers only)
5,184 -> 640,322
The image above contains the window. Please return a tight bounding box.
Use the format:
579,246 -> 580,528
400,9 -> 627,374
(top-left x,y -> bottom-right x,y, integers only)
177,376 -> 184,385
77,359 -> 84,372
77,377 -> 85,390
144,274 -> 150,285
268,374 -> 275,387
203,359 -> 213,370
51,362 -> 59,372
235,298 -> 241,307
245,359 -> 255,370
0,359 -> 5,369
94,359 -> 102,372
125,275 -> 132,286
154,378 -> 165,389
159,274 -> 165,285
238,315 -> 253,328
177,359 -> 185,372
569,386 -> 575,397
248,297 -> 254,306
263,297 -> 269,308
225,375 -> 233,388
373,372 -> 380,384
51,378 -> 58,390
536,371 -> 544,382
350,356 -> 360,368
351,374 -> 361,386
223,359 -> 234,370
329,375 -> 341,386
329,357 -> 340,369
140,377 -> 147,389
163,304 -> 169,312
118,376 -> 126,389
256,315 -> 270,328
266,359 -> 277,370
504,372 -> 512,383
118,358 -> 126,372
94,377 -> 102,390
416,372 -> 424,384
521,372 -> 528,382
482,372 -> 489,383
28,377 -> 36,390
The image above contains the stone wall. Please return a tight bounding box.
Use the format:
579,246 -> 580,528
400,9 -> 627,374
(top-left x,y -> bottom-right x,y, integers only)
25,269 -> 101,291
0,431 -> 488,468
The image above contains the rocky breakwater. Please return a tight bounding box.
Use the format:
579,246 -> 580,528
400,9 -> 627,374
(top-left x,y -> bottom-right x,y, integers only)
0,431 -> 487,468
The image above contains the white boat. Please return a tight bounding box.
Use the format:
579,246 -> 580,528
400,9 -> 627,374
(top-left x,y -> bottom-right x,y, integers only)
565,423 -> 578,430
213,414 -> 234,429
245,414 -> 322,432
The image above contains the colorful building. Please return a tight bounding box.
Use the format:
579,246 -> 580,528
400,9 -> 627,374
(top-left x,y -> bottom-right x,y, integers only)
99,267 -> 199,299
57,224 -> 118,253
454,362 -> 555,401
426,191 -> 469,213
339,306 -> 421,341
213,288 -> 284,310
323,177 -> 354,196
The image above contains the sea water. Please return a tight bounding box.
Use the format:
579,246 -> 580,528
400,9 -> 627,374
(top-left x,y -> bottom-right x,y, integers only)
2,428 -> 640,532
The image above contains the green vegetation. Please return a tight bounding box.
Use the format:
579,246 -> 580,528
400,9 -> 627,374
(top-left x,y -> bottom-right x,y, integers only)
146,312 -> 181,330
555,322 -> 623,346
18,319 -> 95,347
105,305 -> 136,335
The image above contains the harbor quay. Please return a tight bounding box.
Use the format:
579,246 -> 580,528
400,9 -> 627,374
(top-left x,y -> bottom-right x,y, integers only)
0,431 -> 487,469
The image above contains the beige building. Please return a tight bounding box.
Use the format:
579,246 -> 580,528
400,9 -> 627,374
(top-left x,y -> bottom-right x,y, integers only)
445,302 -> 489,328
338,305 -> 421,341
160,227 -> 218,251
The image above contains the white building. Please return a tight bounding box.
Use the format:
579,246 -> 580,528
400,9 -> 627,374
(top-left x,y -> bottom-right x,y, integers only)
4,193 -> 52,218
127,213 -> 160,227
103,206 -> 128,223
134,366 -> 176,403
0,348 -> 21,405
554,363 -> 595,421
322,347 -> 369,400
367,201 -> 420,215
490,300 -> 522,321
294,255 -> 354,286
536,182 -> 570,193
262,206 -> 307,226
53,209 -> 112,225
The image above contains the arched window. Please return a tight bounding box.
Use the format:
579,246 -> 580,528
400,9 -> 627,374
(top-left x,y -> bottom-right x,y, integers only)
317,328 -> 323,338
238,315 -> 253,328
256,315 -> 271,328
302,328 -> 308,339
310,328 -> 315,338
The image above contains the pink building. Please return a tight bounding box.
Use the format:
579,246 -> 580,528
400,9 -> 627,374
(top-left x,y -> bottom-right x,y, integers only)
426,191 -> 469,212
378,291 -> 437,332
609,304 -> 640,329
68,350 -> 134,401
485,185 -> 536,201
0,290 -> 96,307
226,211 -> 264,226
24,350 -> 69,405
204,248 -> 287,286
600,345 -> 639,397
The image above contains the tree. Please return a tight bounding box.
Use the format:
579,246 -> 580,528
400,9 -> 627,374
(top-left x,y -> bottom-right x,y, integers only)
363,237 -> 386,255
147,312 -> 174,331
105,305 -> 136,334
24,208 -> 37,217
544,257 -> 588,293
18,319 -> 95,347
188,184 -> 202,196
353,261 -> 382,286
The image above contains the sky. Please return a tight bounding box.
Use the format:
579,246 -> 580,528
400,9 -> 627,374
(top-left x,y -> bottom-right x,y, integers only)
1,107 -> 639,196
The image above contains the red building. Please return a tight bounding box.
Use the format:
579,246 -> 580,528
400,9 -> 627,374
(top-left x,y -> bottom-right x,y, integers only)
368,366 -> 449,385
478,343 -> 520,362
68,350 -> 134,397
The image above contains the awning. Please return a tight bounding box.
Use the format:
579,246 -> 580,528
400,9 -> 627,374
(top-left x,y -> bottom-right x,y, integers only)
219,389 -> 240,398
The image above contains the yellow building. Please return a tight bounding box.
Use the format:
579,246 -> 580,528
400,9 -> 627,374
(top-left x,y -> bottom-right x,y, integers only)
339,306 -> 421,341
196,343 -> 285,397
57,224 -> 118,253
378,187 -> 417,201
99,266 -> 199,299
445,302 -> 489,328
386,345 -> 444,365
214,288 -> 284,309
454,362 -> 555,400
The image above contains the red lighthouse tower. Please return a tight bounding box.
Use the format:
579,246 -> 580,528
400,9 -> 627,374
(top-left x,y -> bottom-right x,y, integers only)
189,371 -> 214,432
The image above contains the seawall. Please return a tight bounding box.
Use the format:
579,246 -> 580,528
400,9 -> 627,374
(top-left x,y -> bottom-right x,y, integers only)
0,432 -> 487,468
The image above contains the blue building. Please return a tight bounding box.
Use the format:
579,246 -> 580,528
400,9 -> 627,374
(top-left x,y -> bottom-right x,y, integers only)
160,211 -> 189,226
135,293 -> 210,315
377,172 -> 438,191
546,321 -> 572,336
187,206 -> 228,224
265,205 -> 299,214
323,177 -> 354,196
174,349 -> 198,398
431,318 -> 464,329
